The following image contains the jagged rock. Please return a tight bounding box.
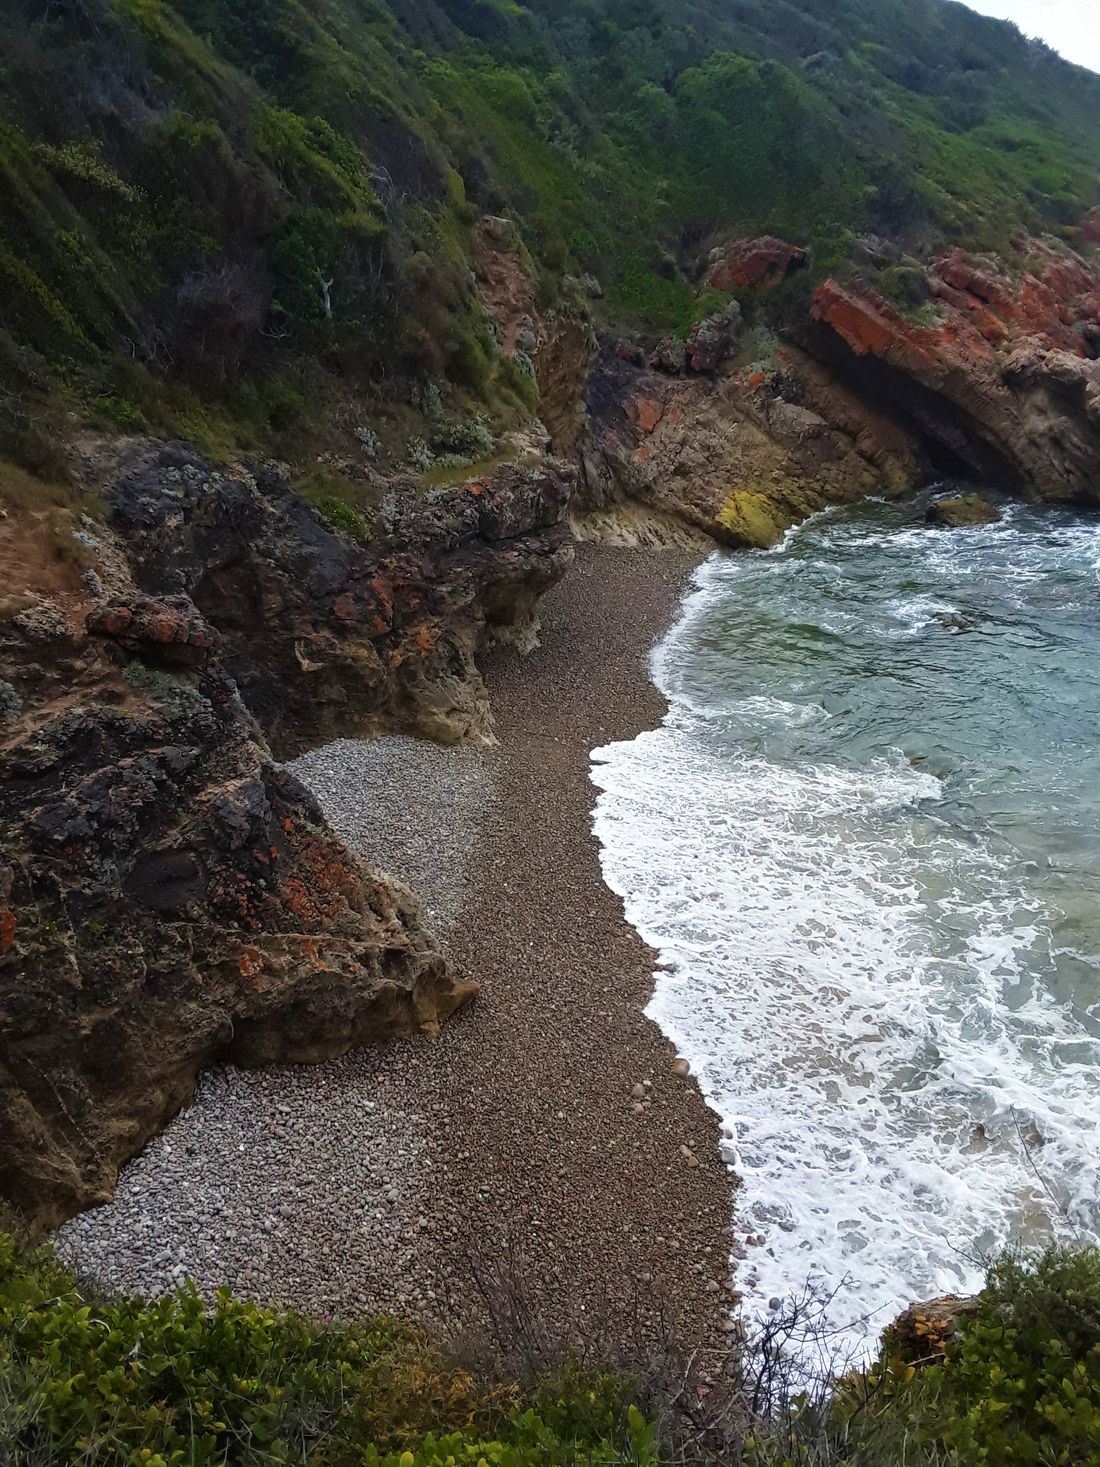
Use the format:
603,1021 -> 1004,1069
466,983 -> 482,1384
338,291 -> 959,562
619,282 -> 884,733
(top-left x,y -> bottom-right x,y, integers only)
86,593 -> 221,665
79,442 -> 576,753
891,1294 -> 981,1363
926,494 -> 1001,528
0,575 -> 473,1229
808,235 -> 1100,505
686,299 -> 743,373
1,443 -> 575,1229
705,236 -> 809,293
580,339 -> 920,548
645,301 -> 743,378
647,338 -> 689,375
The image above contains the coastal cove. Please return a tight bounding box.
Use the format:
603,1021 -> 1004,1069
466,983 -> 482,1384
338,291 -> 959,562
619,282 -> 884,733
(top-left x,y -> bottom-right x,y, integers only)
47,494 -> 1100,1362
593,491 -> 1100,1356
55,545 -> 737,1354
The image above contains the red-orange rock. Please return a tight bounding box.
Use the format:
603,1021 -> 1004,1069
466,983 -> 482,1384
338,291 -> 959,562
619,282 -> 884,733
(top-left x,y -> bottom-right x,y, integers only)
810,239 -> 1100,503
705,236 -> 808,293
628,396 -> 664,433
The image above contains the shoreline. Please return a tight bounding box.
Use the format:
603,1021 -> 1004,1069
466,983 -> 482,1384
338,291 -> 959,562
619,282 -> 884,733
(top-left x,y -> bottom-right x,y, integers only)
56,542 -> 736,1355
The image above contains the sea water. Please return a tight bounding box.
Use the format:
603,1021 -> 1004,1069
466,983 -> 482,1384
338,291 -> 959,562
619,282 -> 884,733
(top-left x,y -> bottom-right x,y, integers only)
591,493 -> 1100,1356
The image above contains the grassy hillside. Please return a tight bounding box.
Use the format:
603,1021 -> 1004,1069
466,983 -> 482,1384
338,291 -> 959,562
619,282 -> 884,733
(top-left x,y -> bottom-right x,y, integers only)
1,0 -> 1099,464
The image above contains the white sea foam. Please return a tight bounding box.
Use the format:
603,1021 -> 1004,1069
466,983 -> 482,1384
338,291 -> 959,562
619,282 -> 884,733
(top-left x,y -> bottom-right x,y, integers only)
591,522 -> 1100,1361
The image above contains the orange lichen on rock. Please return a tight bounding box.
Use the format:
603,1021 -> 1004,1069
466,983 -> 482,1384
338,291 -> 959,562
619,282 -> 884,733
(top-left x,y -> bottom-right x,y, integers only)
705,236 -> 808,293
627,395 -> 664,433
236,945 -> 266,990
812,280 -> 927,360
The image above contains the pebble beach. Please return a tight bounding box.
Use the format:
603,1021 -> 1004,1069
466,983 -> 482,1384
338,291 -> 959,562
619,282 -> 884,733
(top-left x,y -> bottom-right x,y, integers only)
55,544 -> 736,1353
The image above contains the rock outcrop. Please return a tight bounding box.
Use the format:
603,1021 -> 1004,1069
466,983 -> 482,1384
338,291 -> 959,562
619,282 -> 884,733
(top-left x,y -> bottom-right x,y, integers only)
704,236 -> 809,293
890,1294 -> 981,1363
808,235 -> 1100,505
581,226 -> 1100,548
580,339 -> 921,548
1,446 -> 575,1228
75,441 -> 576,755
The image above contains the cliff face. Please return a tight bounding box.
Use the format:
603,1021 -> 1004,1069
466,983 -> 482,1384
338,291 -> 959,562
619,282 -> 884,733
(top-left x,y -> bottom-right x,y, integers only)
0,447 -> 573,1228
807,231 -> 1100,505
579,223 -> 1100,546
581,340 -> 921,548
85,440 -> 576,753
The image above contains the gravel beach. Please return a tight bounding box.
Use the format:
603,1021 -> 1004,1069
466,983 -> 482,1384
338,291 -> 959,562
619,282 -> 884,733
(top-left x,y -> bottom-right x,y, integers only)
56,543 -> 736,1355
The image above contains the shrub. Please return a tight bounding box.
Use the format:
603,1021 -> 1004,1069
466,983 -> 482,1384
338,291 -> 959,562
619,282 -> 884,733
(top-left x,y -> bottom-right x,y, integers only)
833,1247 -> 1100,1466
316,494 -> 370,543
0,1233 -> 659,1466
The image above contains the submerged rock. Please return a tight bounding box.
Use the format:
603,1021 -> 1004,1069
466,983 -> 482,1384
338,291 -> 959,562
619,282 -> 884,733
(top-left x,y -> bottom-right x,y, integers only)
926,494 -> 1001,528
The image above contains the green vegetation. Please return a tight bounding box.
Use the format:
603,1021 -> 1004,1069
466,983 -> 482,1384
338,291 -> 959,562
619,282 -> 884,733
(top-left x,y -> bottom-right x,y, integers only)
827,1246 -> 1100,1465
1,0 -> 1099,463
4,1234 -> 1100,1465
0,1231 -> 658,1466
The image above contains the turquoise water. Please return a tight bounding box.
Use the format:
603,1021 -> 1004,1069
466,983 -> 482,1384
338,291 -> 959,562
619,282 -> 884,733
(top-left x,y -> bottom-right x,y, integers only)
592,493 -> 1100,1352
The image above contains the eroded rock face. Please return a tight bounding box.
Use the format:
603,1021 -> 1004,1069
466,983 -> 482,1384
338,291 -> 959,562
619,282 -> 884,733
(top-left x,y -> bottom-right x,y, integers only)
1,446 -> 574,1228
581,340 -> 921,547
0,570 -> 471,1229
808,236 -> 1100,504
77,442 -> 576,754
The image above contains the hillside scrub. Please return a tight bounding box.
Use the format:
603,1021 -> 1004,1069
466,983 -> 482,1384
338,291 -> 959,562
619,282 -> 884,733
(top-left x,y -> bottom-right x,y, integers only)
1,0 -> 1099,463
3,1233 -> 1099,1465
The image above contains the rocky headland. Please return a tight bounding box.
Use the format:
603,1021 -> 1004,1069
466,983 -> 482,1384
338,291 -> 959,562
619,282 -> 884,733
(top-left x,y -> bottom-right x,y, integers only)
3,204 -> 1100,1351
579,218 -> 1100,549
0,442 -> 572,1228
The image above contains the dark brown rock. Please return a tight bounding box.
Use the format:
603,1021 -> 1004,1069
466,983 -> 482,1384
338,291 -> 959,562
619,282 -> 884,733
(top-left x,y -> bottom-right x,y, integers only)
84,443 -> 576,753
0,441 -> 576,1229
926,494 -> 1001,528
0,572 -> 474,1230
890,1294 -> 981,1363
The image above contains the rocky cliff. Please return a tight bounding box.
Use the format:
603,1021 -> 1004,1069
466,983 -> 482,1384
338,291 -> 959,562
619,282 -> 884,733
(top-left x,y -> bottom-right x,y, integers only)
0,446 -> 574,1228
806,229 -> 1100,505
579,221 -> 1100,546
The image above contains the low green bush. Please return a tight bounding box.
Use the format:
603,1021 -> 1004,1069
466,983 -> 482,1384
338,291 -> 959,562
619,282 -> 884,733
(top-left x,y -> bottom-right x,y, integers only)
316,494 -> 370,543
831,1247 -> 1100,1466
4,1234 -> 1098,1467
0,1234 -> 658,1467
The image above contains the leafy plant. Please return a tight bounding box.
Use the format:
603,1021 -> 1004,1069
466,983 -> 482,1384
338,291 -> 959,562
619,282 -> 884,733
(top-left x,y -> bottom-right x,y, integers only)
0,1233 -> 661,1466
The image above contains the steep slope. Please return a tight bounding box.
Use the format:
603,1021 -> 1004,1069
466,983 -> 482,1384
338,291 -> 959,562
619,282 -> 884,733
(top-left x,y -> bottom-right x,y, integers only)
2,0 -> 1099,470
